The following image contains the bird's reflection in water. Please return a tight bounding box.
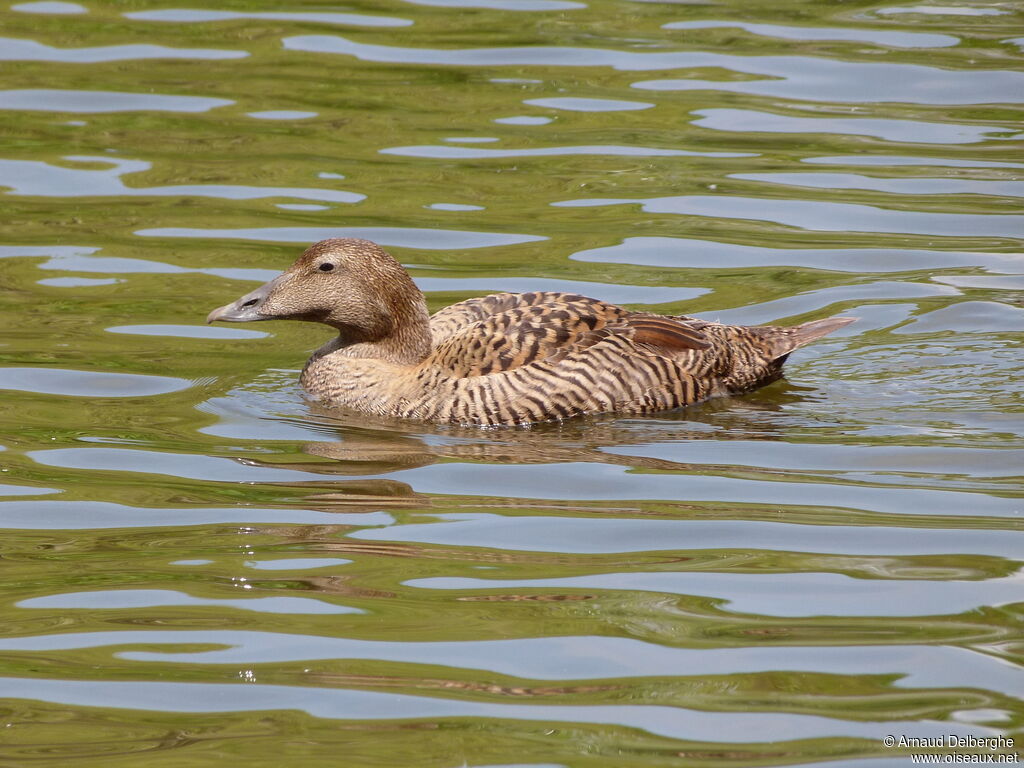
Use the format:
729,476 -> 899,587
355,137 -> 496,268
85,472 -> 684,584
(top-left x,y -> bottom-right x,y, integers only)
229,384 -> 853,603
242,383 -> 810,480
226,381 -> 818,536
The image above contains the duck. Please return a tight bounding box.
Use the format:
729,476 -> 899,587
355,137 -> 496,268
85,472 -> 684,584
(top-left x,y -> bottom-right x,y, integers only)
207,238 -> 854,426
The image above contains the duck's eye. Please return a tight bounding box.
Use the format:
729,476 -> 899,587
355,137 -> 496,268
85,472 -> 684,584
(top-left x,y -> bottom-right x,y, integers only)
318,263 -> 335,272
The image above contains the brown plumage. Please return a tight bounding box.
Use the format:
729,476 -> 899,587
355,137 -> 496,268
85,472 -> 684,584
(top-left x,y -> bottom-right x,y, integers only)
207,238 -> 854,426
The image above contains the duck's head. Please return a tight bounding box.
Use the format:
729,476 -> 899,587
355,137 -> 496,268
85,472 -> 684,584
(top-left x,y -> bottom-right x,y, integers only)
207,238 -> 430,357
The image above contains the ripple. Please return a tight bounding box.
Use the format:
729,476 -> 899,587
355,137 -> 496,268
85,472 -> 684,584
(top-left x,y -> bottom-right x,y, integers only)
0,631 -> 1015,698
124,9 -> 412,28
0,244 -> 100,260
691,108 -> 1008,145
135,226 -> 546,249
0,155 -> 364,203
9,246 -> 275,277
493,115 -> 552,125
703,280 -> 960,325
282,35 -> 1024,104
19,589 -> 361,615
633,58 -> 1024,104
365,461 -> 1014,516
934,274 -> 1024,290
401,0 -> 585,9
0,501 -> 394,530
247,110 -> 318,120
426,202 -> 484,211
876,5 -> 1008,15
21,249 -> 703,305
732,172 -> 1024,198
245,558 -> 353,571
106,324 -> 269,340
27,447 -> 319,483
353,513 -> 1023,558
0,675 -> 972,742
804,155 -> 1024,169
23,247 -> 660,293
28,445 -> 1017,517
0,367 -> 191,398
662,20 -> 958,48
37,277 -> 119,287
603,439 -> 1022,478
11,1 -> 85,12
523,97 -> 654,112
413,277 -> 707,305
0,484 -> 60,496
0,37 -> 248,62
893,301 -> 1024,334
552,195 -> 1024,238
408,571 -> 1024,617
381,144 -> 752,158
0,89 -> 232,113
572,236 -> 1024,274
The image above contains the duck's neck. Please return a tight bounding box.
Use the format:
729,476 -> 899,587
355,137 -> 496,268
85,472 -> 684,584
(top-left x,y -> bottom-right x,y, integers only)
317,300 -> 433,367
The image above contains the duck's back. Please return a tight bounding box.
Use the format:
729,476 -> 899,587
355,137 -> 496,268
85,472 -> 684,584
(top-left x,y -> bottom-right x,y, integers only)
415,292 -> 851,425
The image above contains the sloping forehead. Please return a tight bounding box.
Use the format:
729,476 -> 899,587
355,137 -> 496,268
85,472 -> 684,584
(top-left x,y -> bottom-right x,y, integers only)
295,238 -> 383,267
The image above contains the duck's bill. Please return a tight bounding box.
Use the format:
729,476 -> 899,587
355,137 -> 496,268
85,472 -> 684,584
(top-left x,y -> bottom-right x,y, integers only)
206,301 -> 271,324
206,276 -> 284,323
206,287 -> 270,323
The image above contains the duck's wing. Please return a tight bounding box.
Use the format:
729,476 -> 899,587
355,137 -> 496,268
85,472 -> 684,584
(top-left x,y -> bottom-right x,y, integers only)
428,296 -> 709,378
429,291 -> 602,345
419,302 -> 850,425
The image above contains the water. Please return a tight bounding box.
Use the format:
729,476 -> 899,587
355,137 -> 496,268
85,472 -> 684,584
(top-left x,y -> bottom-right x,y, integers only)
0,1 -> 1021,765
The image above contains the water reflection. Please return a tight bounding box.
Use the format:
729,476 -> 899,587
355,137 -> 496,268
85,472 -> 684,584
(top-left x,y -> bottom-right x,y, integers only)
553,195 -> 1024,237
731,172 -> 1024,197
522,97 -> 655,112
136,226 -> 545,249
0,631 -> 1016,700
1,0 -> 1021,760
0,37 -> 248,62
805,155 -> 1024,169
0,88 -> 232,112
571,236 -> 1024,273
408,571 -> 1024,617
380,144 -> 750,158
11,1 -> 86,13
0,674 -> 973,742
282,35 -> 1024,104
19,588 -> 362,615
691,108 -> 1010,145
0,155 -> 364,202
874,6 -> 1008,17
247,110 -> 318,120
661,20 -> 958,48
631,59 -> 1024,104
401,0 -> 585,10
123,8 -> 412,28
0,367 -> 191,397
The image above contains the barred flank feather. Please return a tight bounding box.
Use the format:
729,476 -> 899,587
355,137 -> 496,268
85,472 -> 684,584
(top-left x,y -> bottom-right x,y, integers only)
208,239 -> 855,426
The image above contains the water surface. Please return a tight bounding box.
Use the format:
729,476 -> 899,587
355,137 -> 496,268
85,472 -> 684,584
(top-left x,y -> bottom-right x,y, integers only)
0,1 -> 1021,766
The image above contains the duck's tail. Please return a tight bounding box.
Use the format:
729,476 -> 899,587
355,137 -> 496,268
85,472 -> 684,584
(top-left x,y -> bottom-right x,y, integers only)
770,316 -> 856,360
